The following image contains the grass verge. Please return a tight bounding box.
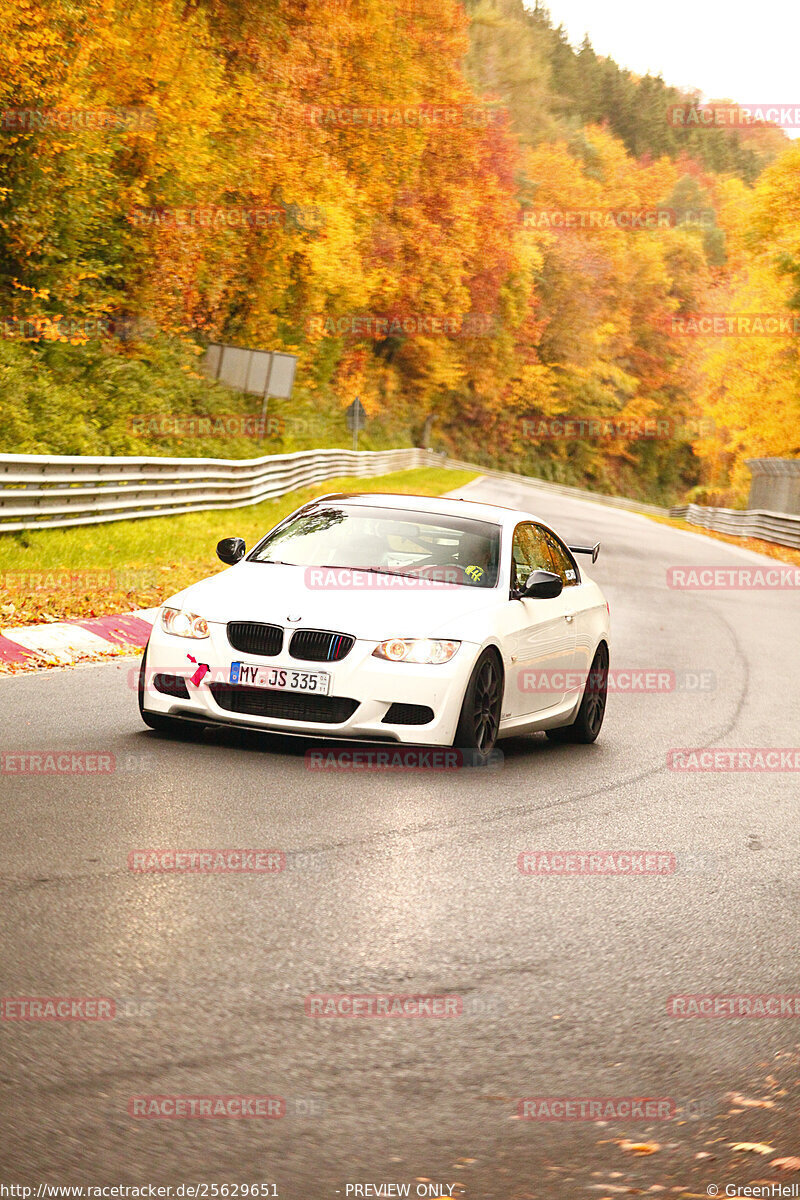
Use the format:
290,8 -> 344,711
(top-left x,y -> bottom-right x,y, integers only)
0,467 -> 476,625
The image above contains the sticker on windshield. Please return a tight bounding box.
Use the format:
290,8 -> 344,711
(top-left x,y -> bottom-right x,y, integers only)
566,569 -> 576,580
465,565 -> 484,583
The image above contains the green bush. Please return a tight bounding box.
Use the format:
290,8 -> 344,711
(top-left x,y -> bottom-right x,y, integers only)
0,337 -> 414,458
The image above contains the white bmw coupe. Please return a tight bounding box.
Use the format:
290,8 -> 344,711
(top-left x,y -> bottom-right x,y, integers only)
138,491 -> 610,754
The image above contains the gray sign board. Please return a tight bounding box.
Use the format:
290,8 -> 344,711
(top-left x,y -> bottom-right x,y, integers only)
204,343 -> 297,400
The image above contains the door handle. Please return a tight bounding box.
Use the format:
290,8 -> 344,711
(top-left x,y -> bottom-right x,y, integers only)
564,612 -> 575,623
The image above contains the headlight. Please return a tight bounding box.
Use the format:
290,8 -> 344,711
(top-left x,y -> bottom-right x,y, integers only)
160,607 -> 210,639
373,638 -> 460,665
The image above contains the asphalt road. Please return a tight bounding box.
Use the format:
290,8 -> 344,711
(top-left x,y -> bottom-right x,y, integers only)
2,475 -> 799,1198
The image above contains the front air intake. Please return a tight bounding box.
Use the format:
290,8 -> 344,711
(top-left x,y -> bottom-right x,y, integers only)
382,703 -> 435,726
153,674 -> 191,699
209,684 -> 358,724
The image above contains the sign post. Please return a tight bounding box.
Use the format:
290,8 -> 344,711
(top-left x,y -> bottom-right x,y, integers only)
202,343 -> 297,440
345,397 -> 367,451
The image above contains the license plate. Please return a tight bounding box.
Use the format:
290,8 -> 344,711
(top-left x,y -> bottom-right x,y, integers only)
230,662 -> 331,696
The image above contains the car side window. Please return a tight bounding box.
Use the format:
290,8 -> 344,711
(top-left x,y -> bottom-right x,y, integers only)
541,529 -> 580,587
511,523 -> 553,589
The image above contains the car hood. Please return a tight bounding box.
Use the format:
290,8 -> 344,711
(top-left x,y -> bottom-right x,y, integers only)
167,562 -> 499,640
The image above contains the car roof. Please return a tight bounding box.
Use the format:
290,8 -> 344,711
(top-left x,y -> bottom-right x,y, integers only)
304,491 -> 538,528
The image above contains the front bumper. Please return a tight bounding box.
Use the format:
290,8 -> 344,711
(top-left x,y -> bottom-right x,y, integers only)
140,620 -> 479,746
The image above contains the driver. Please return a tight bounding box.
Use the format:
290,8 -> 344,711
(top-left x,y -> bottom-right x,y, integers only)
455,533 -> 492,585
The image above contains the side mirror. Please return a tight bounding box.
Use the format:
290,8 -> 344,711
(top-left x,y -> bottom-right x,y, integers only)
217,536 -> 246,565
518,569 -> 563,600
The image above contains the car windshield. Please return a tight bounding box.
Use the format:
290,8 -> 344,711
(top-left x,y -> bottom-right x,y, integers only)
248,504 -> 501,588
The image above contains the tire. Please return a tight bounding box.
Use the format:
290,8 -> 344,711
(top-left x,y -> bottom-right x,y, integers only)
138,642 -> 205,739
453,649 -> 503,757
546,641 -> 609,745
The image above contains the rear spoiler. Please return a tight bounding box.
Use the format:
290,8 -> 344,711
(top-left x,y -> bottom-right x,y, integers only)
568,542 -> 600,564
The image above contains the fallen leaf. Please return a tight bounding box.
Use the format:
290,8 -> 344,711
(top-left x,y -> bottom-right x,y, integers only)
727,1092 -> 775,1109
586,1188 -> 639,1194
616,1140 -> 660,1156
729,1142 -> 775,1155
772,1158 -> 800,1172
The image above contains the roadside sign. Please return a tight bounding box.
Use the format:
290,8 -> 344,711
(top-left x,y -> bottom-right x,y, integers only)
345,397 -> 367,432
266,352 -> 298,400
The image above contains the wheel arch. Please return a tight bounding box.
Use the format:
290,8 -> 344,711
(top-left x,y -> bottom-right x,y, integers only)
479,639 -> 505,674
478,641 -> 506,702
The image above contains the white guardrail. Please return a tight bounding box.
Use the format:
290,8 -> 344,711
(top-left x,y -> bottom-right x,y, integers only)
0,447 -> 441,533
669,503 -> 800,550
1,447 -> 799,549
